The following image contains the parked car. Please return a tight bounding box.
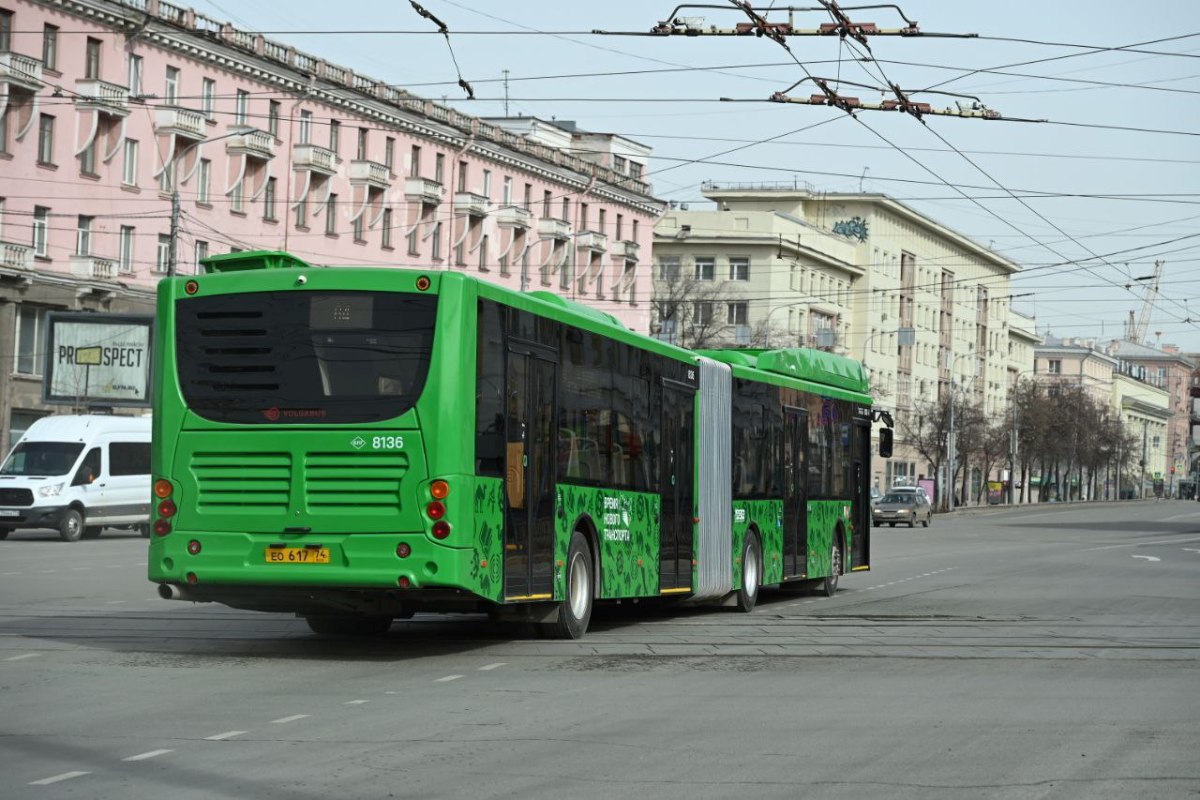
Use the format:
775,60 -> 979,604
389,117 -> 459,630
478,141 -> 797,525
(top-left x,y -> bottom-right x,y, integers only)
873,491 -> 933,528
870,485 -> 882,505
890,485 -> 930,502
0,415 -> 151,542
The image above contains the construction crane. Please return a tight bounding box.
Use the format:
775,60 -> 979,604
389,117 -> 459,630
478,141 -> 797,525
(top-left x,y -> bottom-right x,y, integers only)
1126,260 -> 1164,345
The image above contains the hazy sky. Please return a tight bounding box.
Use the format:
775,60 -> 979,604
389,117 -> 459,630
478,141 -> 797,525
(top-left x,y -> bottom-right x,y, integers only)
188,0 -> 1200,352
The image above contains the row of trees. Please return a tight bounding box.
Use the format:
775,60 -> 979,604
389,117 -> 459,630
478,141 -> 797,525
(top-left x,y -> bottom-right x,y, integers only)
899,380 -> 1145,510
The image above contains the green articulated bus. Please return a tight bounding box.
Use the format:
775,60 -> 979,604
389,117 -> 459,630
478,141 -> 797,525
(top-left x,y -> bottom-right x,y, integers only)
149,250 -> 893,638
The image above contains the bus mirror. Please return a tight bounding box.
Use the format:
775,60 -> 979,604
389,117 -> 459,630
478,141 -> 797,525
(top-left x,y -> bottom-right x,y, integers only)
879,428 -> 893,458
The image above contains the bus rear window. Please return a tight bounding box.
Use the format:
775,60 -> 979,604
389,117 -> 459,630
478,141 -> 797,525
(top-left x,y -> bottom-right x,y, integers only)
176,290 -> 437,424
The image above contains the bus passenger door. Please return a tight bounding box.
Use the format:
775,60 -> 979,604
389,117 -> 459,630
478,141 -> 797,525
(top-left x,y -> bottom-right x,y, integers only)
851,419 -> 871,568
659,381 -> 696,592
504,348 -> 558,601
783,407 -> 808,578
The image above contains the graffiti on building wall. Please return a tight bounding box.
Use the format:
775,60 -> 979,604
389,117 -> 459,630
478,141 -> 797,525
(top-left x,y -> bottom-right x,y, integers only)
832,216 -> 869,242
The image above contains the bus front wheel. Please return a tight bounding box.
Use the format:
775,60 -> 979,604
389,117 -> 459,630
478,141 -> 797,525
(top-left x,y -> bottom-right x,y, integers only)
820,537 -> 841,598
544,531 -> 593,640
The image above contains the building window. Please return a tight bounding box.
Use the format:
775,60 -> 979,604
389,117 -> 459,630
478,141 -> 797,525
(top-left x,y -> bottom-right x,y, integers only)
482,169 -> 492,199
268,100 -> 280,137
479,234 -> 489,270
37,114 -> 54,165
76,215 -> 92,256
263,177 -> 276,221
431,222 -> 442,260
325,194 -> 337,235
118,226 -> 134,273
230,180 -> 244,214
457,161 -> 468,192
728,302 -> 748,326
79,139 -> 96,175
616,213 -> 624,241
165,66 -> 180,104
42,24 -> 58,71
0,108 -> 8,154
410,145 -> 421,177
454,240 -> 465,266
16,306 -> 47,375
352,214 -> 364,242
659,256 -> 681,282
0,9 -> 11,51
729,257 -> 750,281
127,55 -> 143,97
294,195 -> 308,229
629,161 -> 644,180
502,176 -> 512,206
542,191 -> 552,218
407,223 -> 420,256
357,127 -> 368,160
32,207 -> 49,257
156,234 -> 170,272
693,301 -> 713,326
202,78 -> 215,119
381,208 -> 393,249
197,159 -> 211,205
384,137 -> 395,171
523,183 -> 532,211
434,153 -> 445,183
694,257 -> 715,281
613,154 -> 627,174
122,139 -> 138,186
85,38 -> 101,80
329,119 -> 340,154
298,110 -> 312,144
195,240 -> 208,272
561,198 -> 570,222
234,89 -> 248,125
1048,359 -> 1062,374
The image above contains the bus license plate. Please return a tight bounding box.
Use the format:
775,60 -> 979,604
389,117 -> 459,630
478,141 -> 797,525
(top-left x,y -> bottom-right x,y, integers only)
265,547 -> 330,564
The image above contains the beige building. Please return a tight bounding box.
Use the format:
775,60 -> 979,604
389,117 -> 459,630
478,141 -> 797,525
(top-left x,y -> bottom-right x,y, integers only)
1105,340 -> 1196,482
1112,373 -> 1170,497
652,186 -> 1029,497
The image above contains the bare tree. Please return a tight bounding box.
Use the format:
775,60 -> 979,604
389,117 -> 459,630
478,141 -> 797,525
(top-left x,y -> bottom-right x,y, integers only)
650,271 -> 736,349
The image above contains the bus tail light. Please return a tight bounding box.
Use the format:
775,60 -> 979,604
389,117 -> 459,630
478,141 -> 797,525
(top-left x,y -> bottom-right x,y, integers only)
425,501 -> 445,520
154,479 -> 174,499
158,499 -> 177,518
430,480 -> 450,499
154,519 -> 172,536
431,521 -> 451,540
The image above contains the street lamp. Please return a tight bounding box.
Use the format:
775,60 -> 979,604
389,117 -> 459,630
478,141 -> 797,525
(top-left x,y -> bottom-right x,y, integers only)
165,126 -> 254,276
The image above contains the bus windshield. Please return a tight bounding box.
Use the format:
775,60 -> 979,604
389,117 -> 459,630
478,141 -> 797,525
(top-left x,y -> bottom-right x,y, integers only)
176,290 -> 437,424
1,442 -> 85,476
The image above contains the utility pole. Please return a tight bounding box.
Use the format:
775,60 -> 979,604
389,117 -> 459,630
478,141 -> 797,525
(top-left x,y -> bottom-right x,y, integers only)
1141,418 -> 1149,499
502,69 -> 510,116
167,189 -> 180,277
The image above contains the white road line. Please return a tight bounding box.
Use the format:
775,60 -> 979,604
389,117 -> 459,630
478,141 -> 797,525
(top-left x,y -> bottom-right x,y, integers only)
344,699 -> 368,705
204,731 -> 247,741
270,714 -> 310,724
5,653 -> 40,661
29,771 -> 90,785
435,675 -> 464,683
2,571 -> 21,576
1084,535 -> 1200,552
478,663 -> 507,671
106,600 -> 126,605
123,749 -> 174,762
1131,555 -> 1161,562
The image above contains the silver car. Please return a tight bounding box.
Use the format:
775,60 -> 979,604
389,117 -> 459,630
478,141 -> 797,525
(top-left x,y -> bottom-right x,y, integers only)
872,491 -> 933,528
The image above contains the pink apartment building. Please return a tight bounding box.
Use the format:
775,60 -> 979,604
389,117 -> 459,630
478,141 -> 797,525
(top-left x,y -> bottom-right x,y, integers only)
0,0 -> 663,452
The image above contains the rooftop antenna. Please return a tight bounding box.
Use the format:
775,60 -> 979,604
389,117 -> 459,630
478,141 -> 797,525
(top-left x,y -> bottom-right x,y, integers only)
503,69 -> 510,116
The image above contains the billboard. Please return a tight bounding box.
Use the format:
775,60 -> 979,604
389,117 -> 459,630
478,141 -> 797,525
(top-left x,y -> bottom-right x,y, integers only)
42,312 -> 153,407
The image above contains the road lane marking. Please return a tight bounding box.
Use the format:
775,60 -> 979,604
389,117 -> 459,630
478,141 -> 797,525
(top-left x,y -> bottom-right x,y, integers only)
270,714 -> 310,724
1085,535 -> 1200,551
478,663 -> 507,671
29,771 -> 90,785
1131,555 -> 1161,562
345,699 -> 368,705
1184,548 -> 1200,554
204,731 -> 247,741
123,749 -> 174,761
5,653 -> 40,661
435,675 -> 463,683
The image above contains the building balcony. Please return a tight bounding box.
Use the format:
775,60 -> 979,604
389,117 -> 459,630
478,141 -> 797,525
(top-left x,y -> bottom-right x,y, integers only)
610,239 -> 640,261
153,106 -> 206,140
575,230 -> 608,252
70,255 -> 117,281
0,240 -> 33,271
349,159 -> 391,190
495,205 -> 534,230
225,128 -> 275,160
453,192 -> 490,218
405,177 -> 443,205
537,217 -> 573,241
73,79 -> 131,117
292,143 -> 337,175
0,51 -> 44,92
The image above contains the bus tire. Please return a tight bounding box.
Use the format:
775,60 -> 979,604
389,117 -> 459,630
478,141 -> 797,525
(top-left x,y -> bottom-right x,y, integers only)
304,614 -> 392,636
735,532 -> 761,612
820,535 -> 841,598
59,509 -> 84,542
545,531 -> 593,640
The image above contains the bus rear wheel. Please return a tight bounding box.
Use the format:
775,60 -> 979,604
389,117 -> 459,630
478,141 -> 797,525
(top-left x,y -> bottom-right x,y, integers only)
735,532 -> 761,612
304,614 -> 392,636
543,531 -> 593,640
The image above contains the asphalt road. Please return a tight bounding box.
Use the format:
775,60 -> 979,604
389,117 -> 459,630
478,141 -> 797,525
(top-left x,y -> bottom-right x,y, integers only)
1,501 -> 1198,799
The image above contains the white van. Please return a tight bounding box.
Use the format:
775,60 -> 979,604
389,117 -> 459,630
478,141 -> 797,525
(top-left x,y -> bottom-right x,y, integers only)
0,415 -> 152,542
